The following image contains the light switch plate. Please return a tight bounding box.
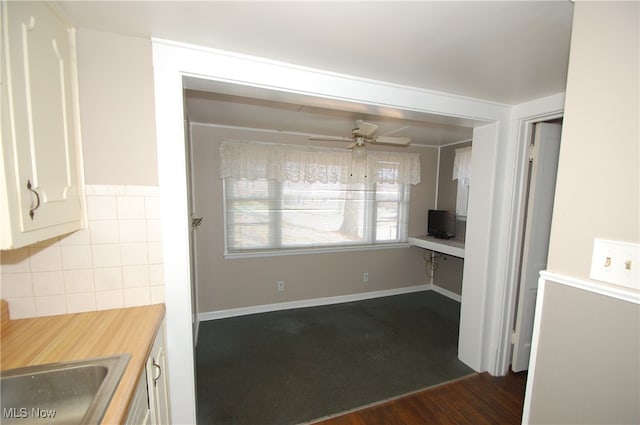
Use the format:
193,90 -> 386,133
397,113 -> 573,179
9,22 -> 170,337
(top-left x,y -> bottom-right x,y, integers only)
590,239 -> 639,291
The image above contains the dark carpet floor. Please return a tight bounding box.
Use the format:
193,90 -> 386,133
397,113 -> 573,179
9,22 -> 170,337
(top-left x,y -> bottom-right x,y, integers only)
196,290 -> 474,425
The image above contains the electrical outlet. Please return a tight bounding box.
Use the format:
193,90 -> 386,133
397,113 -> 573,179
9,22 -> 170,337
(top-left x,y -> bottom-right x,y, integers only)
277,281 -> 284,292
590,239 -> 639,290
363,272 -> 369,282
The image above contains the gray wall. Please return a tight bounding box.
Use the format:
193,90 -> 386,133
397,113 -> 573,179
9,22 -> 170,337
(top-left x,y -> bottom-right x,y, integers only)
528,281 -> 639,424
189,124 -> 436,313
76,29 -> 158,186
431,141 -> 471,296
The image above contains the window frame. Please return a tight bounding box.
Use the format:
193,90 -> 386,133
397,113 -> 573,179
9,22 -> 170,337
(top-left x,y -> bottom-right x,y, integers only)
222,178 -> 411,259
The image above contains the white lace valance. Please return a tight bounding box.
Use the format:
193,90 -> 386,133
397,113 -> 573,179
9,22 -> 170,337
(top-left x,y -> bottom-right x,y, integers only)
452,146 -> 472,217
220,140 -> 421,185
452,146 -> 472,184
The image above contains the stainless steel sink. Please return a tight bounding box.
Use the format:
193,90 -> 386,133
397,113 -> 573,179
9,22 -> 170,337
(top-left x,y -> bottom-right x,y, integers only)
1,354 -> 131,425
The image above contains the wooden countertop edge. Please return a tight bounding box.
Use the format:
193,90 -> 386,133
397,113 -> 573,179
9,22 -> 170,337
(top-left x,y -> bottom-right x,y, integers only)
102,304 -> 166,425
0,300 -> 9,325
0,303 -> 166,425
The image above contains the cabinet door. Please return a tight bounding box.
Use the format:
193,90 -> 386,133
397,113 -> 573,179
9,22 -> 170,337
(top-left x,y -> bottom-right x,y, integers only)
124,371 -> 151,425
147,325 -> 172,424
1,1 -> 83,248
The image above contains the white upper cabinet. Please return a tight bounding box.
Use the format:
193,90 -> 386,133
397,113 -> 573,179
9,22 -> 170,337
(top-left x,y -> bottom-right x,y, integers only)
1,1 -> 84,249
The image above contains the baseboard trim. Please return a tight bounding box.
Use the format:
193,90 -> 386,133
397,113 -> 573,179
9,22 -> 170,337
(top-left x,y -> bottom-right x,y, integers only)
198,284 -> 430,322
428,283 -> 462,302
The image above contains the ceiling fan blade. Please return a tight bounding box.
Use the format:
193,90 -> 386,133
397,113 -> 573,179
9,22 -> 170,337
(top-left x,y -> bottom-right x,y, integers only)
353,120 -> 378,137
380,125 -> 411,137
346,142 -> 356,149
309,136 -> 353,142
372,136 -> 412,145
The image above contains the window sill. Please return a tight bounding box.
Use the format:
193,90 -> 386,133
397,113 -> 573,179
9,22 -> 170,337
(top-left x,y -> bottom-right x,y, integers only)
224,242 -> 411,259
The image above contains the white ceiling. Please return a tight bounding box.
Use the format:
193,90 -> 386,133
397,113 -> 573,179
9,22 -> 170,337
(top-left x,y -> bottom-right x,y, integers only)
58,0 -> 574,146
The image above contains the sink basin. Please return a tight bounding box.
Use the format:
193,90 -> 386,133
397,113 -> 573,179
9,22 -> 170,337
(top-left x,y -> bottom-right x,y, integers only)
1,354 -> 131,425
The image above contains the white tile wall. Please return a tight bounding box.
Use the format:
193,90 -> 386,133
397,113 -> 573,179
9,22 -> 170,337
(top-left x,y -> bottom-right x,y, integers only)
0,185 -> 165,319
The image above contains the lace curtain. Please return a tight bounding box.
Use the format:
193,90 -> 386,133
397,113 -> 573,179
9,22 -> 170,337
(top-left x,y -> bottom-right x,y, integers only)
452,146 -> 472,217
452,146 -> 472,184
219,140 -> 421,185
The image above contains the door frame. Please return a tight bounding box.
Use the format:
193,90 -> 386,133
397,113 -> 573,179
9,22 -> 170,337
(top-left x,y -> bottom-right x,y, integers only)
151,38 -> 565,423
185,121 -> 201,346
497,100 -> 565,373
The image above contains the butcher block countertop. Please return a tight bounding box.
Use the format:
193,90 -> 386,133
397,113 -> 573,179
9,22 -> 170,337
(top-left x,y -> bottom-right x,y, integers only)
0,301 -> 165,425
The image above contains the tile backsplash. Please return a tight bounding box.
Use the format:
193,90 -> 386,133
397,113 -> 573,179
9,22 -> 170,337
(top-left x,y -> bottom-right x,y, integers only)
0,185 -> 164,319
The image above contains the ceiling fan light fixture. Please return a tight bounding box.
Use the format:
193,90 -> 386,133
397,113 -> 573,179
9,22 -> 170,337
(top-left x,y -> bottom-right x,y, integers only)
352,144 -> 367,161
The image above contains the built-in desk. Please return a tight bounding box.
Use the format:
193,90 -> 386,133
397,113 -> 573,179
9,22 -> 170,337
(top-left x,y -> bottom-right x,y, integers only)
408,235 -> 465,258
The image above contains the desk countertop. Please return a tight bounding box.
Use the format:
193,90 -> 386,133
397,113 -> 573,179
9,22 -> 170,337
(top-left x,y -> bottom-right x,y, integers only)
408,235 -> 465,258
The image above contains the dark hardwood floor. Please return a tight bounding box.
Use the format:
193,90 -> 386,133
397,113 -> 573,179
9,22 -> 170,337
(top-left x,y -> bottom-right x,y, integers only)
312,371 -> 527,425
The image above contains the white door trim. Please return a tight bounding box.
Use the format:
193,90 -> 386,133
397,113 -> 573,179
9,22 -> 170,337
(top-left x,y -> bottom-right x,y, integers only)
492,94 -> 565,375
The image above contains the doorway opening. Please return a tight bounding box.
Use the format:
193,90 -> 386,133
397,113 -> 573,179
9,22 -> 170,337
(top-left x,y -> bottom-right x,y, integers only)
182,85 -> 480,423
181,82 -> 481,345
511,118 -> 563,372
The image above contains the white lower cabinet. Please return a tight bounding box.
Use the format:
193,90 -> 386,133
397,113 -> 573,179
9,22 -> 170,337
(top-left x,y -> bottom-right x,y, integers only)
125,372 -> 151,425
125,322 -> 171,424
146,324 -> 171,424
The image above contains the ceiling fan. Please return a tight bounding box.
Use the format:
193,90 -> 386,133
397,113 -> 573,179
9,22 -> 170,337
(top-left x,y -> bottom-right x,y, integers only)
310,120 -> 411,160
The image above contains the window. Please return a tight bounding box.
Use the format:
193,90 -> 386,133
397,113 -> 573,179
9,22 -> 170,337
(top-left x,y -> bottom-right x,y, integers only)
220,141 -> 420,256
224,179 -> 410,253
